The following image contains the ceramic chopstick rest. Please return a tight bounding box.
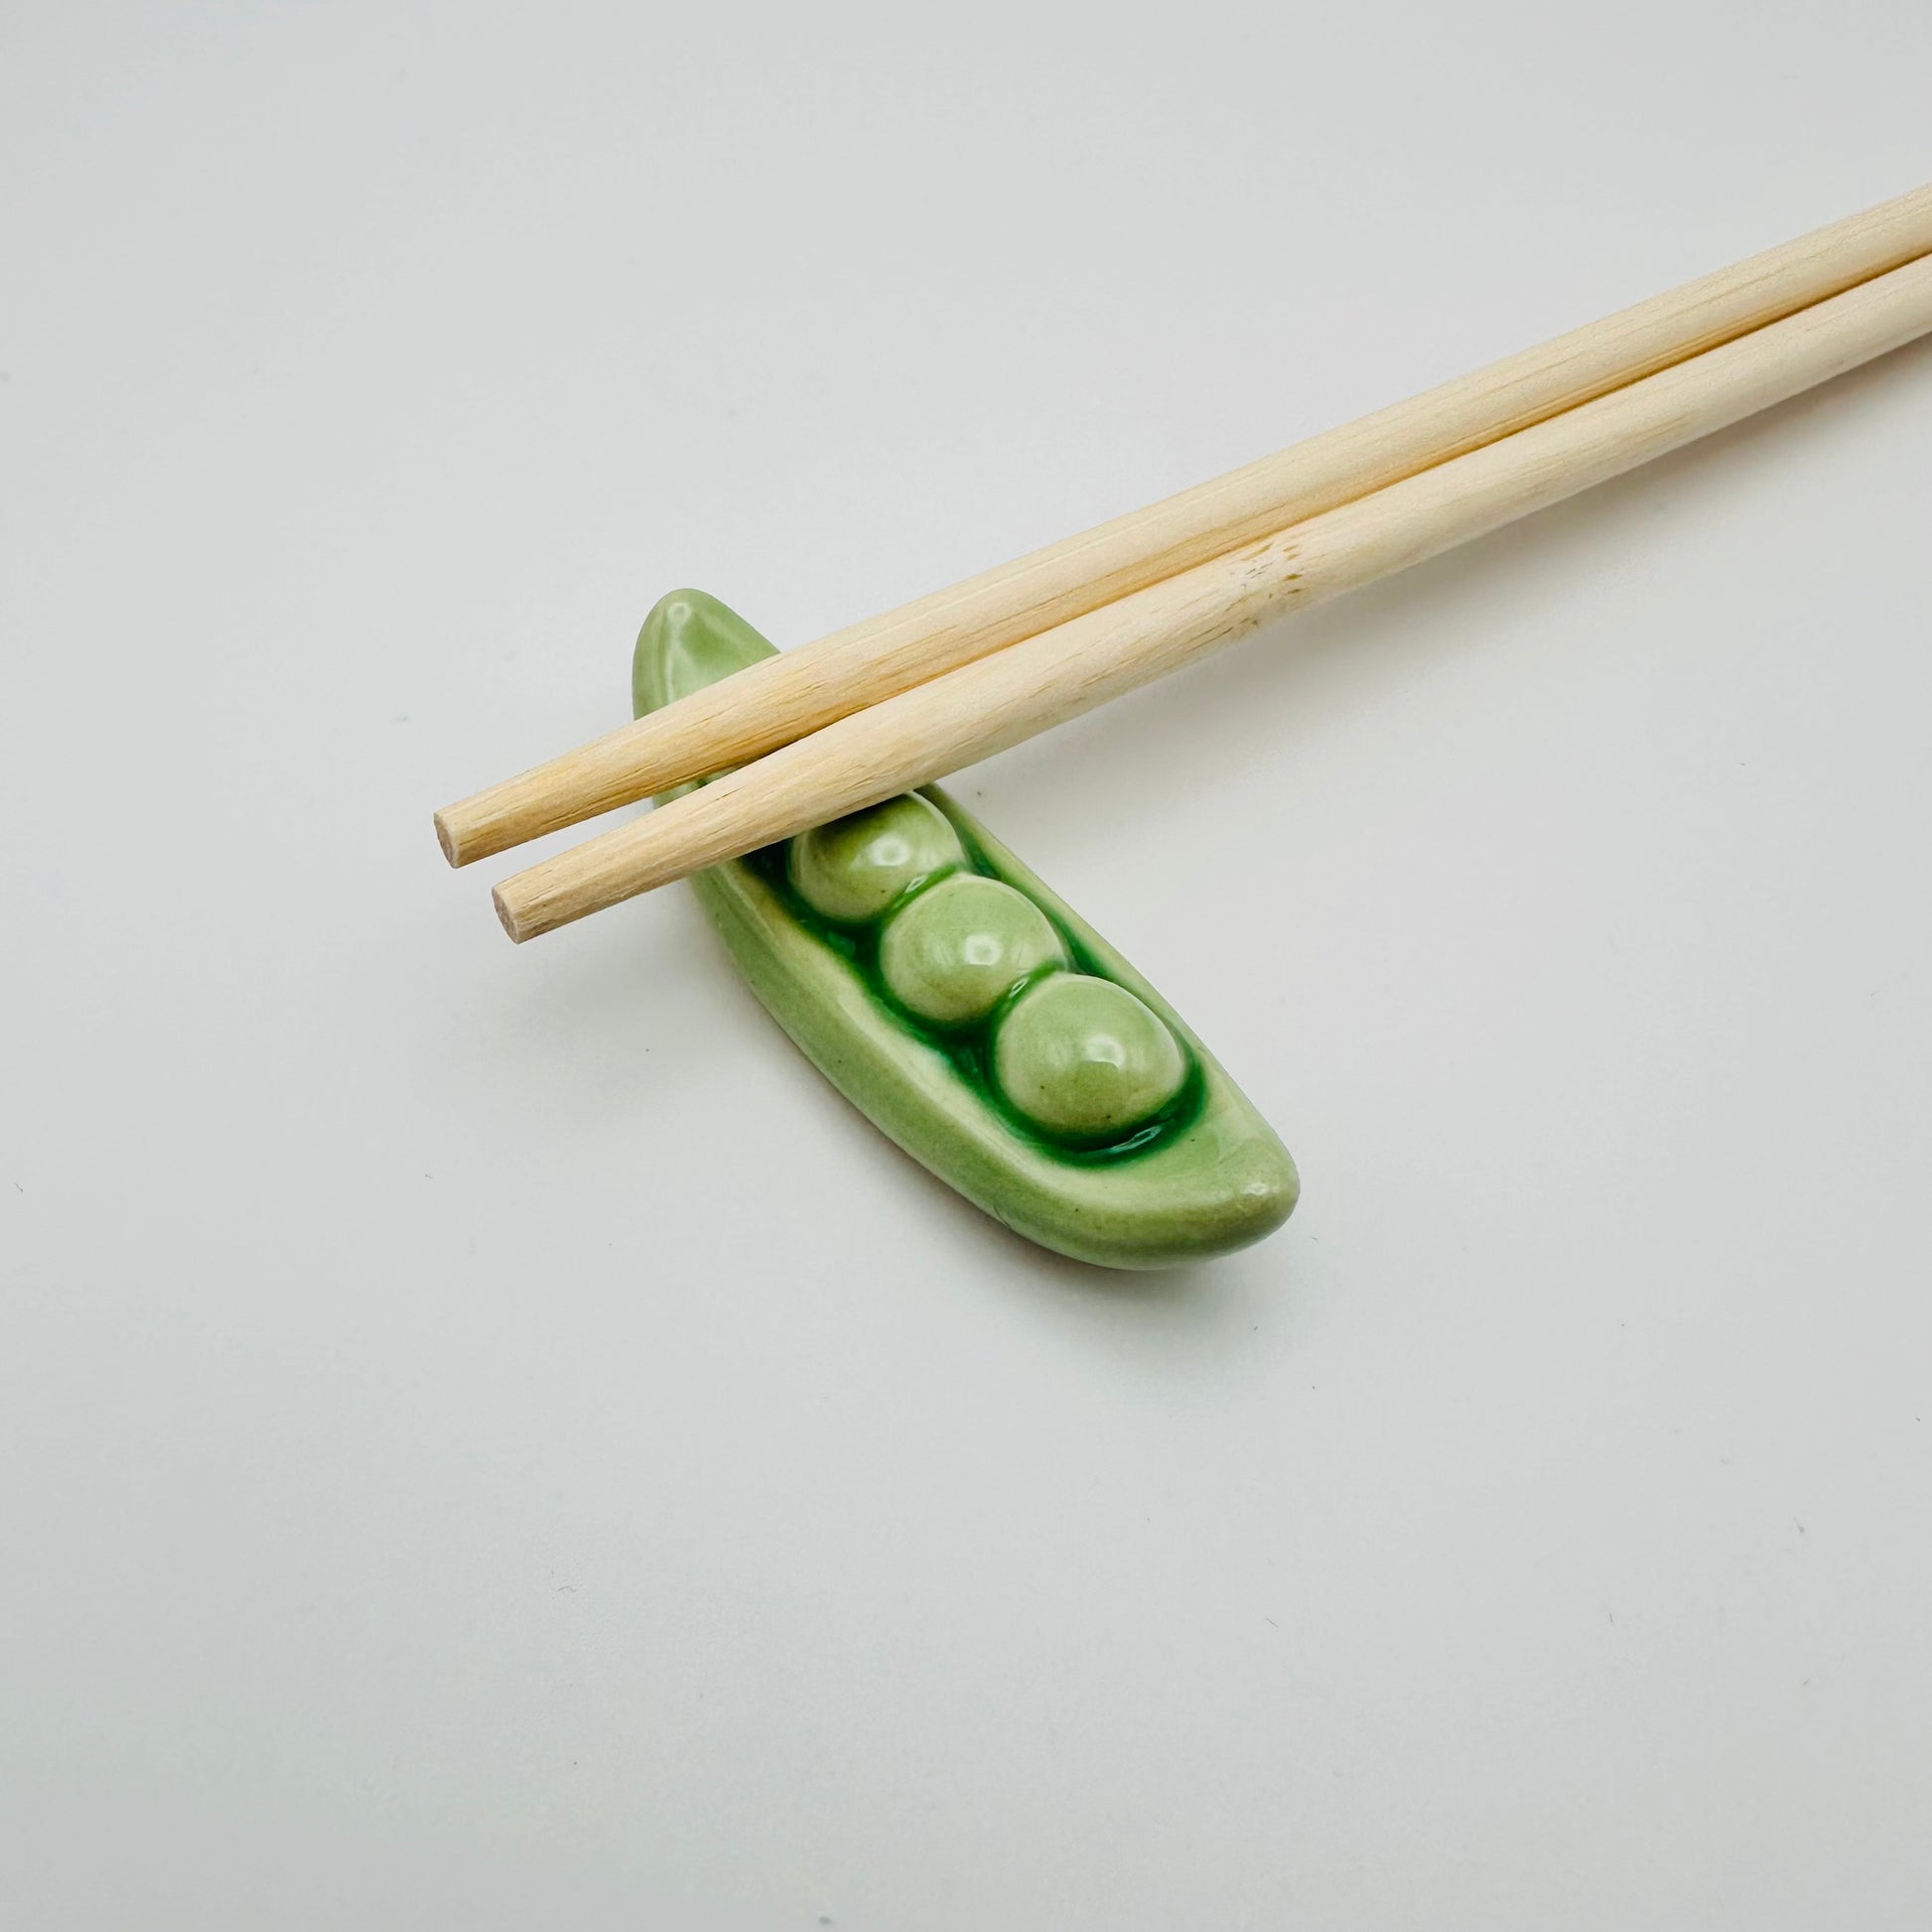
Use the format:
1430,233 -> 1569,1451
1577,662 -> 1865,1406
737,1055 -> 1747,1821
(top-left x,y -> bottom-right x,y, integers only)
634,589 -> 1298,1269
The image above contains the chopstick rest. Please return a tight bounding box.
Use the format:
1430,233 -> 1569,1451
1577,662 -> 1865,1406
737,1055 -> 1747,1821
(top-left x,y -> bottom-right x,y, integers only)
635,589 -> 1298,1269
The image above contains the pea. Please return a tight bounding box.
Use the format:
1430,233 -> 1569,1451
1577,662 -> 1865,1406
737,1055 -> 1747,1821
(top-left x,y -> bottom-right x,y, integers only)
878,874 -> 1068,1026
788,793 -> 964,924
994,974 -> 1187,1141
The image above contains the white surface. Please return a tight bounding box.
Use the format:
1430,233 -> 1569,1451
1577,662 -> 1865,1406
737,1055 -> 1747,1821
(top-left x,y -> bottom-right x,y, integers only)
3,6 -> 1930,1928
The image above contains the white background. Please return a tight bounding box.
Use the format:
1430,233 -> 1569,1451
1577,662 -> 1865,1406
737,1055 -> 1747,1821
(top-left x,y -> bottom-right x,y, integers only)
4,5 -> 1930,1927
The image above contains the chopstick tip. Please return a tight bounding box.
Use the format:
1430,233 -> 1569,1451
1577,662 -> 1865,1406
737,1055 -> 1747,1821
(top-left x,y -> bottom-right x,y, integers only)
491,883 -> 529,943
433,809 -> 460,867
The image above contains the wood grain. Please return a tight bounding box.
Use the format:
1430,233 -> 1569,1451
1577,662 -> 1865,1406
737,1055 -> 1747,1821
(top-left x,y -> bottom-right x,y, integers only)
493,250 -> 1932,940
438,181 -> 1932,869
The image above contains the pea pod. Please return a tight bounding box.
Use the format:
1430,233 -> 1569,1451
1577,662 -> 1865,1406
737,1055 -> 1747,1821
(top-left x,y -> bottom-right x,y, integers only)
635,589 -> 1298,1269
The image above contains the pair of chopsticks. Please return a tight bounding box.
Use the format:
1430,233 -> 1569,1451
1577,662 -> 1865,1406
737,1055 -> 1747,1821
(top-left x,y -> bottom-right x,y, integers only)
437,184 -> 1932,942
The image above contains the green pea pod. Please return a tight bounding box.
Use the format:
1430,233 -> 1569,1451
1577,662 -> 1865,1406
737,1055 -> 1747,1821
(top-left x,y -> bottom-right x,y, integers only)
635,590 -> 1298,1269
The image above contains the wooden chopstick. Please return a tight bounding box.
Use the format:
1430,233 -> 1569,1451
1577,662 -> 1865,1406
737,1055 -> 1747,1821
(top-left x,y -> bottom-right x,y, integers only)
491,249 -> 1932,942
437,183 -> 1932,870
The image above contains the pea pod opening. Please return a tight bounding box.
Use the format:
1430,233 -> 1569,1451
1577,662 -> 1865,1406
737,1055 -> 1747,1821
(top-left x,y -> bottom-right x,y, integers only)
635,589 -> 1298,1269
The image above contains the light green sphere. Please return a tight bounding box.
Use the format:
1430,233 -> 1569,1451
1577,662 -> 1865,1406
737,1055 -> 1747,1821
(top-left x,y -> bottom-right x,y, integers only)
993,974 -> 1188,1141
878,874 -> 1068,1027
787,794 -> 965,924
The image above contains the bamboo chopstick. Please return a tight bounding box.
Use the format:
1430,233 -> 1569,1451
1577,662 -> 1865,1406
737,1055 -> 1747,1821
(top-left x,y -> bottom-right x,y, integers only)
437,183 -> 1932,870
490,248 -> 1932,942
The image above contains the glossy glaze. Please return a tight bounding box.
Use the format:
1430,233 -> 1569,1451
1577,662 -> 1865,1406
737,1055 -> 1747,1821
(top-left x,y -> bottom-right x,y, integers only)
879,875 -> 1068,1029
633,588 -> 1298,1268
789,795 -> 964,923
994,974 -> 1189,1142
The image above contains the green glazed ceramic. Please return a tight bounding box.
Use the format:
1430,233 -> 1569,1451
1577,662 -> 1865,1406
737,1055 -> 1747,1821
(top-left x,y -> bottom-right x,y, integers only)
634,589 -> 1298,1269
